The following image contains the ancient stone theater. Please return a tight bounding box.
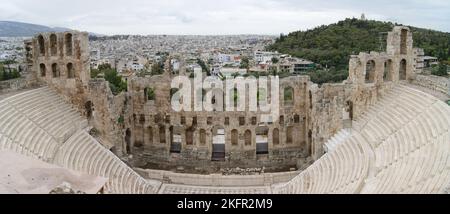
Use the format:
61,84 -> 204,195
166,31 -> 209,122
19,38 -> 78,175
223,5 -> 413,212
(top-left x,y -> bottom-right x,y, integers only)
0,26 -> 449,194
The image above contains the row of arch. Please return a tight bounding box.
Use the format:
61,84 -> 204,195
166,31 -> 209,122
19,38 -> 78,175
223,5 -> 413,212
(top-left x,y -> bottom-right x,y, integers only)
37,33 -> 73,57
160,85 -> 311,108
365,59 -> 407,83
133,125 -> 306,149
39,63 -> 75,79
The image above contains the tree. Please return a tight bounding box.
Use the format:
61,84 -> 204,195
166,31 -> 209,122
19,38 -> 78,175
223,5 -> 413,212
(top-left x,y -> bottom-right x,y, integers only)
151,62 -> 164,75
240,56 -> 250,69
432,64 -> 448,76
103,69 -> 127,95
197,58 -> 210,76
271,57 -> 279,64
98,63 -> 112,70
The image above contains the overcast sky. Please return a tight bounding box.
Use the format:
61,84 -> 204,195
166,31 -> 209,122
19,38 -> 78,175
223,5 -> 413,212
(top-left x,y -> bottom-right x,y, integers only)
0,0 -> 449,35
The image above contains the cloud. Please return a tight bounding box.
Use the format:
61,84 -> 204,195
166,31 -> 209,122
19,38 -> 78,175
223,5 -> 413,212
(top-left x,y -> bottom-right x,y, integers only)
0,0 -> 448,35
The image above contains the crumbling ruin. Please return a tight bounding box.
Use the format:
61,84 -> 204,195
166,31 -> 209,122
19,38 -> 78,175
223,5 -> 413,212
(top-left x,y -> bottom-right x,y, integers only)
20,27 -> 422,172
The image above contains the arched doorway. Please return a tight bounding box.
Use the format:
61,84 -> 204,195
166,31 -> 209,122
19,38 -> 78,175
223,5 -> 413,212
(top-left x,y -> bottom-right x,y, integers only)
170,126 -> 182,153
399,59 -> 407,80
245,130 -> 252,146
212,126 -> 225,161
273,128 -> 280,145
85,101 -> 93,119
256,126 -> 269,155
383,60 -> 393,82
125,129 -> 131,154
40,64 -> 46,77
159,125 -> 166,144
67,63 -> 74,78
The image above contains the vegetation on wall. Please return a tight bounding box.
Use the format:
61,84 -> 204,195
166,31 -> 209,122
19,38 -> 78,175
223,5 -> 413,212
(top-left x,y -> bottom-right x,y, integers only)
91,63 -> 127,95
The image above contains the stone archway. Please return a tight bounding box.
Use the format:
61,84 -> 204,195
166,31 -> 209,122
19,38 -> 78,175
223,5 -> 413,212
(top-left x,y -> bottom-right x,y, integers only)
125,129 -> 132,154
85,101 -> 93,119
399,59 -> 407,80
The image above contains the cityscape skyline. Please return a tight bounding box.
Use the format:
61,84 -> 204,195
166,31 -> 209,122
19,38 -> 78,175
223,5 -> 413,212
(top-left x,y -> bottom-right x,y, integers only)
0,0 -> 449,35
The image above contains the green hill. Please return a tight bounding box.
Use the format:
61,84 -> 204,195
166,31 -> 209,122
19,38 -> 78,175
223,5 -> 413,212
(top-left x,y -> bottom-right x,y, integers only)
268,18 -> 450,70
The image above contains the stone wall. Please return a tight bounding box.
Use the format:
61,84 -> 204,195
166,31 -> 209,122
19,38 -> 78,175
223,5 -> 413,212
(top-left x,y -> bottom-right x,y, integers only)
28,31 -> 91,111
134,168 -> 299,187
125,73 -> 314,170
87,79 -> 127,152
413,74 -> 450,96
0,77 -> 31,94
22,26 -> 431,174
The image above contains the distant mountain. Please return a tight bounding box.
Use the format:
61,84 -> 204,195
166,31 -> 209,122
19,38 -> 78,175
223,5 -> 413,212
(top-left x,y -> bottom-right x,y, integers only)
268,18 -> 450,69
0,21 -> 103,37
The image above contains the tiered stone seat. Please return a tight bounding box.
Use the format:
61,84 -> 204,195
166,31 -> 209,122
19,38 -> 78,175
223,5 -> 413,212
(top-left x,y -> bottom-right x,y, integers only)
272,133 -> 370,194
1,84 -> 449,194
272,84 -> 449,194
158,184 -> 271,194
5,87 -> 87,143
0,87 -> 160,194
53,130 -> 161,194
324,129 -> 351,152
0,92 -> 60,162
358,85 -> 450,194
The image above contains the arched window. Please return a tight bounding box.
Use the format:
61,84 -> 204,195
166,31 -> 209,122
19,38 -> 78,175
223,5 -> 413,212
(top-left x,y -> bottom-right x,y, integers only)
199,129 -> 206,145
294,114 -> 300,123
400,29 -> 408,55
67,63 -> 74,78
186,128 -> 194,145
147,127 -> 153,144
273,128 -> 280,145
65,33 -> 73,56
284,86 -> 294,106
50,34 -> 57,56
244,130 -> 252,145
231,129 -> 238,146
286,126 -> 293,144
52,63 -> 59,78
399,59 -> 407,80
38,35 -> 45,56
144,87 -> 155,101
383,60 -> 393,82
40,64 -> 46,77
159,126 -> 166,144
365,60 -> 376,83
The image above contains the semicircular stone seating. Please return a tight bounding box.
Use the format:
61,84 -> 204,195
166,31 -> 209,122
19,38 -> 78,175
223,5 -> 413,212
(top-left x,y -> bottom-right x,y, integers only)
0,84 -> 449,194
0,87 -> 161,194
271,84 -> 450,194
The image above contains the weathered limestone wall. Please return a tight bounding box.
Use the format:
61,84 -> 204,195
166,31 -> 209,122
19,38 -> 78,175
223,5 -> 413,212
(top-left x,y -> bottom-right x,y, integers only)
413,74 -> 450,96
0,76 -> 37,94
87,79 -> 127,152
23,26 -> 433,174
309,83 -> 348,159
134,168 -> 299,187
30,31 -> 91,111
126,73 -> 313,170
